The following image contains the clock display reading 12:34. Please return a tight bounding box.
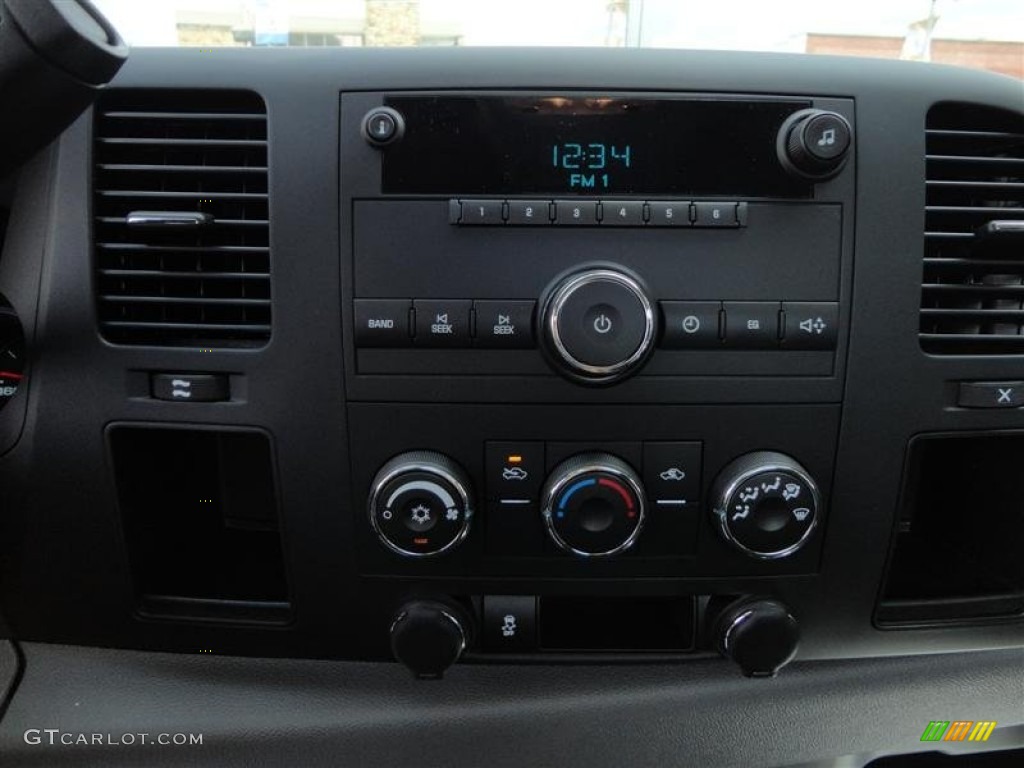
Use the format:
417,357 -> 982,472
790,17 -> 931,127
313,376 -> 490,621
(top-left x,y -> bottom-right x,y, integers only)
551,142 -> 632,190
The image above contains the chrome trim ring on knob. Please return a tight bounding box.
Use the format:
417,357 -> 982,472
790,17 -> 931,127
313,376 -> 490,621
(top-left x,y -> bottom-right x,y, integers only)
545,269 -> 656,379
712,459 -> 821,561
389,606 -> 467,656
368,452 -> 474,558
541,455 -> 647,558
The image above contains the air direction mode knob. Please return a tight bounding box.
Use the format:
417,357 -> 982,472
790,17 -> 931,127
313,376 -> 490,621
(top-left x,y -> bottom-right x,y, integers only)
778,109 -> 852,180
369,451 -> 473,557
540,268 -> 657,385
541,453 -> 646,557
710,451 -> 820,559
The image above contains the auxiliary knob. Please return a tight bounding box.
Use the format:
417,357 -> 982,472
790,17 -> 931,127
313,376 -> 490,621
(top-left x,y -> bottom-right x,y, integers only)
368,451 -> 473,557
390,599 -> 471,679
540,267 -> 657,385
541,453 -> 646,557
714,597 -> 800,677
710,451 -> 820,560
777,109 -> 852,180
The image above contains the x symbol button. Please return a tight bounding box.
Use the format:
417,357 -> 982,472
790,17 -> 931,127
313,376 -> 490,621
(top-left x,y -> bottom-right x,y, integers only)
997,388 -> 1014,404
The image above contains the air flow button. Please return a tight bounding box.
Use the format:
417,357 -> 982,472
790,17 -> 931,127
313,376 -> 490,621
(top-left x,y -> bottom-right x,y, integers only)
151,373 -> 228,402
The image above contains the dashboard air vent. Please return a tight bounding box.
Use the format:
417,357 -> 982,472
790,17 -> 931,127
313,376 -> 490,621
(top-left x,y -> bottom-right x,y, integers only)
94,90 -> 270,346
920,103 -> 1024,354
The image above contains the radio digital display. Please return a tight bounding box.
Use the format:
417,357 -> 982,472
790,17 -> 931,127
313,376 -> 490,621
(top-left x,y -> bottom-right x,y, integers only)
381,95 -> 812,198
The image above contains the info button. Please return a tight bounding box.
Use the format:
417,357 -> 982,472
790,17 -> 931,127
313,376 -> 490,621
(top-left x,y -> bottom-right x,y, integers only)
660,301 -> 722,349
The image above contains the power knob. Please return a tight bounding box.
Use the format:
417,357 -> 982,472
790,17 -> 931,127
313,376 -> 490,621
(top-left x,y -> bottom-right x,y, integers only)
777,109 -> 852,180
540,268 -> 657,385
710,451 -> 821,560
368,451 -> 473,557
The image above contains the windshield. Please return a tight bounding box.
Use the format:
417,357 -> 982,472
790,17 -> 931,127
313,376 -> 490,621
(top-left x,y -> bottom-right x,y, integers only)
92,0 -> 1022,78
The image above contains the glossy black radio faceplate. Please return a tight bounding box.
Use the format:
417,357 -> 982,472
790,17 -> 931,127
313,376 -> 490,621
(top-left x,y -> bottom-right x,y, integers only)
381,94 -> 814,198
341,91 -> 855,406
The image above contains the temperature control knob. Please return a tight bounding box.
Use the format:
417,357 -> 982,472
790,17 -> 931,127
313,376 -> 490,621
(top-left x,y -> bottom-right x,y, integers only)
369,451 -> 473,557
540,268 -> 657,385
541,453 -> 646,557
777,109 -> 852,180
710,452 -> 820,560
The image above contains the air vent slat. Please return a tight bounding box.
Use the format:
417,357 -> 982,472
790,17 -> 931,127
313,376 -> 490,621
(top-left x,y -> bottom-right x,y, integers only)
102,111 -> 265,121
97,191 -> 267,201
103,321 -> 272,333
927,129 -> 1024,141
99,164 -> 268,174
926,155 -> 1024,167
97,217 -> 269,227
99,295 -> 271,307
920,103 -> 1024,355
100,269 -> 270,280
99,138 -> 267,148
94,90 -> 271,347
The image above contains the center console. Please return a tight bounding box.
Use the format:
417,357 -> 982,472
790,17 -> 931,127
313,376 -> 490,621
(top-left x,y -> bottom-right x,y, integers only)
339,90 -> 855,673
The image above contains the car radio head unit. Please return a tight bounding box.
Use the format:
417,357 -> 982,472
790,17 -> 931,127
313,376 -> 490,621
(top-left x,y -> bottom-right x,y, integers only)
381,95 -> 814,197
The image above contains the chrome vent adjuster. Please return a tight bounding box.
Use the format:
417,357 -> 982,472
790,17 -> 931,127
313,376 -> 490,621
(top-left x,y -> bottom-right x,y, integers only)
921,102 -> 1024,354
93,90 -> 271,346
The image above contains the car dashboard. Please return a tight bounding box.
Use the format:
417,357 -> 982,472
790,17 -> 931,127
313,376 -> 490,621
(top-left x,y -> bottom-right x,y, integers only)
0,45 -> 1022,767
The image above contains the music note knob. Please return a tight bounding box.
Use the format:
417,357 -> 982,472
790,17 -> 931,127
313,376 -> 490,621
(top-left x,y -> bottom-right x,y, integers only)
777,109 -> 852,180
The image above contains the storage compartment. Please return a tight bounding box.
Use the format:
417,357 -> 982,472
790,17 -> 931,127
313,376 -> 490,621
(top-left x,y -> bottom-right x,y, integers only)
109,424 -> 290,623
877,433 -> 1024,625
539,596 -> 694,651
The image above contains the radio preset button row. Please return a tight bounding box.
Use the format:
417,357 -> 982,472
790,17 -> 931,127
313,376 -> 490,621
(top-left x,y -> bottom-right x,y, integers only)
354,298 -> 536,349
660,301 -> 839,350
450,199 -> 748,228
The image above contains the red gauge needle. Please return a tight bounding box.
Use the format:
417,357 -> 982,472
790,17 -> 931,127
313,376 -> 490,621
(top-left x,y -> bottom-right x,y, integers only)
0,371 -> 23,380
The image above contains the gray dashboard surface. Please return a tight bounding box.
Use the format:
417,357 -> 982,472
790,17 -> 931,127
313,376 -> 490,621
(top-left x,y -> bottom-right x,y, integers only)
0,643 -> 1020,767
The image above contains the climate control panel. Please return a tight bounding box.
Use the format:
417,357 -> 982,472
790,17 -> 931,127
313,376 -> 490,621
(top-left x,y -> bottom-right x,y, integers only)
363,436 -> 824,570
